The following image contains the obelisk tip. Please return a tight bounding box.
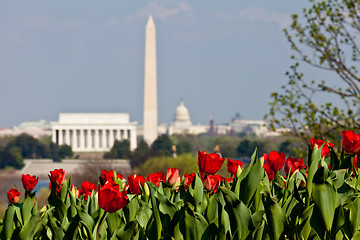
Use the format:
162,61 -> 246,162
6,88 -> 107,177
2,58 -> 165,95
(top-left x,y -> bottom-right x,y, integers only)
147,15 -> 155,27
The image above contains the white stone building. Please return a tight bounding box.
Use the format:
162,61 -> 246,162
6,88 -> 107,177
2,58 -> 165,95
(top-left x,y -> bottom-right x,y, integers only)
0,120 -> 51,138
51,113 -> 137,152
168,100 -> 208,135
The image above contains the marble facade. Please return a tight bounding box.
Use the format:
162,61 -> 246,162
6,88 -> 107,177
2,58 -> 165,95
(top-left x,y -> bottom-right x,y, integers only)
51,113 -> 137,152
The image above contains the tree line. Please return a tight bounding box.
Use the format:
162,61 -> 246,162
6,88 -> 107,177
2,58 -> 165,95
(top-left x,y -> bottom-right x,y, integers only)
0,134 -> 73,169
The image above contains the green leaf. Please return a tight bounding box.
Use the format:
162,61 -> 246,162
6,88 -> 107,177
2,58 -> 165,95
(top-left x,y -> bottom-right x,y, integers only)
179,204 -> 208,240
155,190 -> 176,218
18,211 -> 44,240
3,205 -> 16,240
136,200 -> 152,228
76,205 -> 95,232
238,148 -> 258,183
349,197 -> 360,235
147,182 -> 162,240
221,187 -> 252,240
251,211 -> 265,229
312,178 -> 337,232
124,196 -> 140,222
206,195 -> 218,224
239,159 -> 264,206
201,223 -> 217,240
22,196 -> 34,224
307,143 -> 323,201
263,193 -> 286,240
116,220 -> 138,239
299,204 -> 314,240
193,174 -> 204,213
48,210 -> 66,240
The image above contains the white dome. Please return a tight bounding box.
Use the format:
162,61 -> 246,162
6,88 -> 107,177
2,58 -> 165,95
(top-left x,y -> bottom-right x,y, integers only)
173,100 -> 192,128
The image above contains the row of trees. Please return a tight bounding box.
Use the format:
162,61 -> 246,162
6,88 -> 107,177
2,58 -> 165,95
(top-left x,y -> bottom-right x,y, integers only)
103,134 -> 297,169
0,134 -> 73,169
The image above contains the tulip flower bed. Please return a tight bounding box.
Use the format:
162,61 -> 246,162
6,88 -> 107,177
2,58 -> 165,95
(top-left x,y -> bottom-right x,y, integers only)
2,130 -> 360,239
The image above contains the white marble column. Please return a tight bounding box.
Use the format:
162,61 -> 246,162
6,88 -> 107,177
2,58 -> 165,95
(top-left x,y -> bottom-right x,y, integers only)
72,129 -> 76,150
102,129 -> 107,150
65,129 -> 70,145
123,129 -> 128,140
80,129 -> 85,150
52,129 -> 56,143
59,129 -> 63,145
88,129 -> 93,150
109,129 -> 114,147
84,130 -> 88,148
95,129 -> 100,151
116,129 -> 121,140
120,130 -> 124,140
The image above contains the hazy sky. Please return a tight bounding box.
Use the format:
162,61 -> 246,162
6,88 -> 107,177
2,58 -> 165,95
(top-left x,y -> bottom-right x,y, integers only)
0,1 -> 310,128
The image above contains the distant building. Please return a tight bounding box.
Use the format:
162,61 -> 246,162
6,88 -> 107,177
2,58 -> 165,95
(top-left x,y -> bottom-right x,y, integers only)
168,100 -> 208,135
51,113 -> 137,152
228,113 -> 280,138
0,119 -> 51,138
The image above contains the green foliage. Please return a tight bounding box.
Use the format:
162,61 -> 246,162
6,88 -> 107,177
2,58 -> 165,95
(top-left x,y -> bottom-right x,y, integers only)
151,134 -> 173,157
214,135 -> 240,158
59,144 -> 73,159
104,140 -> 131,159
48,142 -> 60,161
171,134 -> 208,154
0,149 -> 23,169
135,153 -> 198,176
130,139 -> 150,168
6,134 -> 49,159
266,0 -> 360,150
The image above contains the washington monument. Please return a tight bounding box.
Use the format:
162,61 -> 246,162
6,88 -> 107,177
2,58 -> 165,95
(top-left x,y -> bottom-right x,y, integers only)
143,15 -> 158,145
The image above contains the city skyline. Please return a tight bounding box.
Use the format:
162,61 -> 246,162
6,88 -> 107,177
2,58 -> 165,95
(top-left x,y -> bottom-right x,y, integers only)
1,1 -> 320,128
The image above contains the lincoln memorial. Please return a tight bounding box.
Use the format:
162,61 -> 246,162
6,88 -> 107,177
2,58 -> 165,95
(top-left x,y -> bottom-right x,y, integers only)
51,113 -> 137,152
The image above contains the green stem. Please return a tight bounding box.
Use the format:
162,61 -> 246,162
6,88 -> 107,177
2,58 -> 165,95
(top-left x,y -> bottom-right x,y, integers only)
96,211 -> 108,240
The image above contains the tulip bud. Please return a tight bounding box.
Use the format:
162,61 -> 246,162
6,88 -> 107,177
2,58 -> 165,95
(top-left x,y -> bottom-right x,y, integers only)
70,184 -> 79,198
144,182 -> 150,198
203,175 -> 221,192
236,165 -> 242,177
7,188 -> 21,204
166,168 -> 181,188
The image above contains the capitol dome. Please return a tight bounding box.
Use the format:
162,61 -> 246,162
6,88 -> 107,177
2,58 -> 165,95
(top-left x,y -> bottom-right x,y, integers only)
173,100 -> 192,128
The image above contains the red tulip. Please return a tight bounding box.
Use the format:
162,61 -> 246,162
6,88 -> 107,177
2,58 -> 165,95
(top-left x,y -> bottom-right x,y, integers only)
310,138 -> 334,157
49,182 -> 62,195
227,159 -> 243,175
203,175 -> 222,192
50,169 -> 65,187
21,174 -> 39,191
285,157 -> 306,175
184,173 -> 196,189
98,181 -> 128,213
166,168 -> 180,187
198,151 -> 225,175
342,130 -> 360,154
7,188 -> 21,204
263,151 -> 286,172
226,177 -> 234,184
127,175 -> 145,195
101,170 -> 124,184
146,172 -> 165,187
80,181 -> 97,201
263,161 -> 275,182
